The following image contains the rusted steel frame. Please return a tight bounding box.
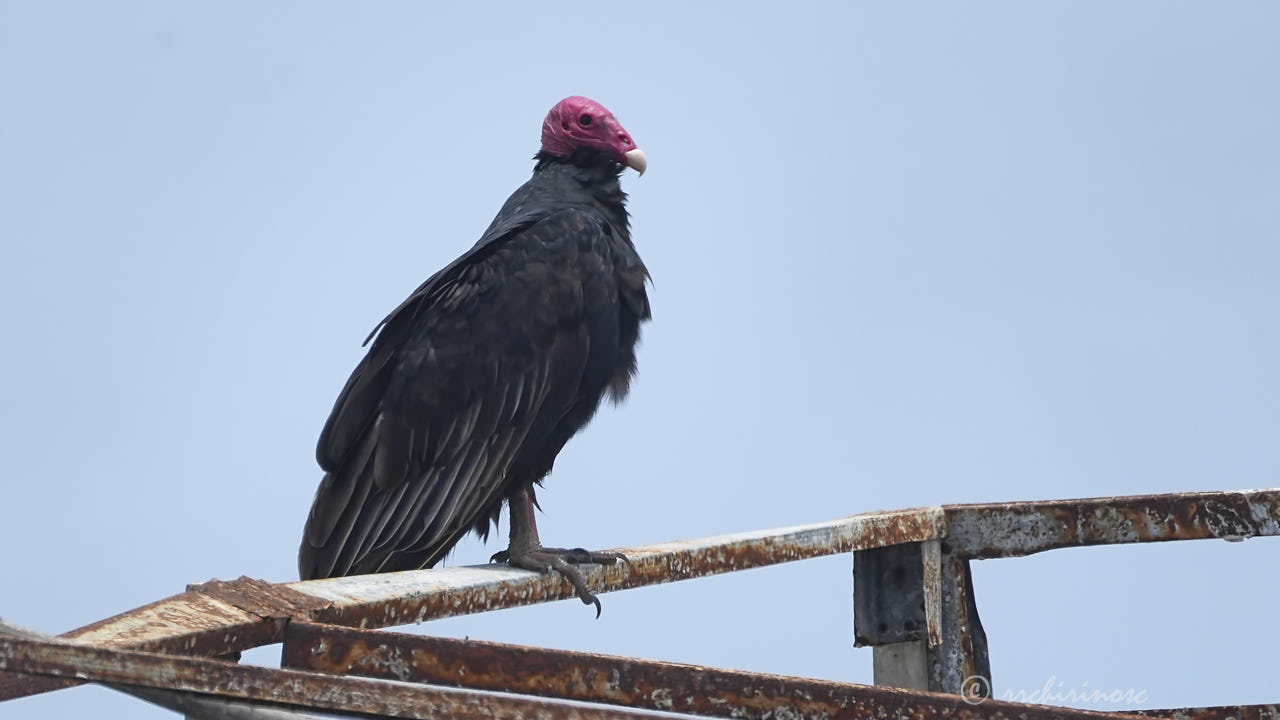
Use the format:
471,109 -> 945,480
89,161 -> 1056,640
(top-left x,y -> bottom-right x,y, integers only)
133,688 -> 327,720
944,489 -> 1280,559
7,488 -> 1276,704
929,554 -> 989,696
1133,706 -> 1280,720
0,636 -> 683,719
0,577 -> 329,702
854,541 -> 933,689
0,667 -> 77,702
0,585 -> 280,702
292,507 -> 945,628
853,543 -> 989,698
854,541 -> 931,650
0,509 -> 943,703
62,575 -> 325,652
279,622 -> 1144,720
0,620 -> 323,720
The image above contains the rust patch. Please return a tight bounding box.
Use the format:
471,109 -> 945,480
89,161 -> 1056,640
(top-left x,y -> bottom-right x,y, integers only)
922,539 -> 944,647
0,574 -> 332,702
1133,706 -> 1280,720
945,490 -> 1280,559
0,675 -> 76,704
282,623 -> 1147,720
0,587 -> 282,702
5,491 -> 1274,710
303,508 -> 945,628
188,575 -> 331,621
1,635 -> 684,720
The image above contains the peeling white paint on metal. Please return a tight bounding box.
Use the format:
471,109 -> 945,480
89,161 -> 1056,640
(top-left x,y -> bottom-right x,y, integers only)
65,595 -> 255,647
920,539 -> 944,648
647,687 -> 673,710
1244,490 -> 1280,536
284,508 -> 946,614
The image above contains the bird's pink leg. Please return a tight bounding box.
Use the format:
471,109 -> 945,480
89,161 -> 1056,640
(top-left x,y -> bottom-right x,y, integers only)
490,486 -> 625,617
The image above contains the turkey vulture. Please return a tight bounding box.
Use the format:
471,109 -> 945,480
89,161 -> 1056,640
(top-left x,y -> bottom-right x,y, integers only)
299,96 -> 650,614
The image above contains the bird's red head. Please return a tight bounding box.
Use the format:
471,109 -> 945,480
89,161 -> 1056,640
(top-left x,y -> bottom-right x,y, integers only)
540,96 -> 646,175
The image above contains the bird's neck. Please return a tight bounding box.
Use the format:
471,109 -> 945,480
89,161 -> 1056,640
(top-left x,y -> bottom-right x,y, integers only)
532,149 -> 631,236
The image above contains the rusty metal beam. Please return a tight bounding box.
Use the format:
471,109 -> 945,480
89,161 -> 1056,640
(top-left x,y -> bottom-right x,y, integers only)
0,619 -> 322,720
0,577 -> 331,702
0,508 -> 943,702
0,586 -> 273,702
0,636 -> 682,719
944,489 -> 1280,559
1134,706 -> 1280,720
929,554 -> 989,695
297,507 -> 945,629
3,489 -> 1276,705
278,622 -> 1143,720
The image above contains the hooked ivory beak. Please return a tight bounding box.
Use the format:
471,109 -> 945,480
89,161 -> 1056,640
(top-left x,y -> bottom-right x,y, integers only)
624,148 -> 647,176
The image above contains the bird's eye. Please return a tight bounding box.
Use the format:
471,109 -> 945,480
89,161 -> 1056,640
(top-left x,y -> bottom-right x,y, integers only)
578,114 -> 593,127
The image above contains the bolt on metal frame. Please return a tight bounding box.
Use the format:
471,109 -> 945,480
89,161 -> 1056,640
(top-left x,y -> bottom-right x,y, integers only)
1,489 -> 1278,719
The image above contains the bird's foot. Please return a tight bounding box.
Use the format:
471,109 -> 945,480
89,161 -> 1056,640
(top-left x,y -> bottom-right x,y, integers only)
490,546 -> 626,617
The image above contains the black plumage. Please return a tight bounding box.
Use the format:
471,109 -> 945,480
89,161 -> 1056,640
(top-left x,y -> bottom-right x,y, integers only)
299,104 -> 650,591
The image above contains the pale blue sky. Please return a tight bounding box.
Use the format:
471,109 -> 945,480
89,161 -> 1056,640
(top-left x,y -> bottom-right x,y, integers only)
2,2 -> 1278,718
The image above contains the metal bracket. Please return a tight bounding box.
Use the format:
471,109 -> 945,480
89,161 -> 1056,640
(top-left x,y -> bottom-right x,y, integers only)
854,540 -> 990,699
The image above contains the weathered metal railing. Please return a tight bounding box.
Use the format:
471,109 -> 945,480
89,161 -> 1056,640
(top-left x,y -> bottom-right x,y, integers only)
1,489 -> 1278,719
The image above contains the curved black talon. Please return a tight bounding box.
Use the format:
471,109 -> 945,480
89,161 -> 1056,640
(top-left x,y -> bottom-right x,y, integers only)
494,544 -> 613,615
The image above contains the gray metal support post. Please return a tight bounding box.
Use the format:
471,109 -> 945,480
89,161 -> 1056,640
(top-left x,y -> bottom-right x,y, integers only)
854,540 -> 991,700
